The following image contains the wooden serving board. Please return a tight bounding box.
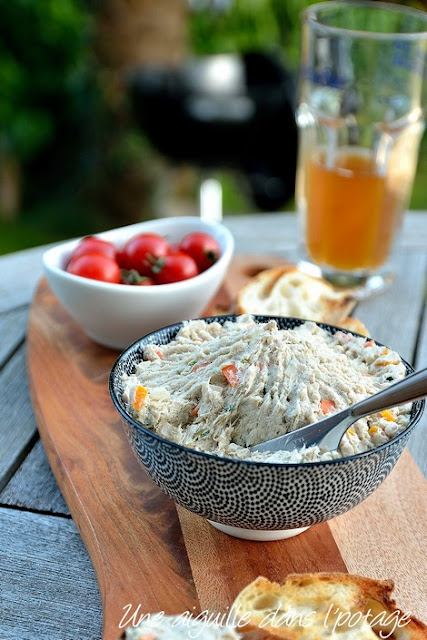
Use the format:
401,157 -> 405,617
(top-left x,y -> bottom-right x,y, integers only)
27,255 -> 427,639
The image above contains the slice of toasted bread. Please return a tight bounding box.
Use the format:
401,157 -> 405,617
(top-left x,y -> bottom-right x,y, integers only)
232,573 -> 427,640
236,266 -> 357,324
119,573 -> 426,639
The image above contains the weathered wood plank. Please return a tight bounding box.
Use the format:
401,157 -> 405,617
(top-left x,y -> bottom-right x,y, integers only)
0,439 -> 69,515
224,213 -> 300,256
400,211 -> 427,248
224,211 -> 427,255
0,346 -> 38,492
0,306 -> 28,366
0,506 -> 101,640
0,245 -> 49,313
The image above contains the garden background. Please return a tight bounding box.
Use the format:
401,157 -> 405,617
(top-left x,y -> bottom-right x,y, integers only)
0,0 -> 425,255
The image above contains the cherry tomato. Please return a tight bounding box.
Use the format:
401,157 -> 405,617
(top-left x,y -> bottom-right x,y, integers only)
179,232 -> 221,272
69,236 -> 117,263
153,252 -> 198,284
67,254 -> 121,284
121,233 -> 170,276
168,242 -> 181,255
116,249 -> 128,269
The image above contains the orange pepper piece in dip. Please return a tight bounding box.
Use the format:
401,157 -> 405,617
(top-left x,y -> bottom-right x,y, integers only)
132,385 -> 148,412
321,398 -> 336,415
222,364 -> 239,387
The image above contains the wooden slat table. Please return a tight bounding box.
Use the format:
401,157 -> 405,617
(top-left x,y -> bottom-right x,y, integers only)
1,212 -> 426,640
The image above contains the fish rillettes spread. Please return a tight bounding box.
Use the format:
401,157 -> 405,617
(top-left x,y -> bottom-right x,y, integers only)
122,316 -> 410,463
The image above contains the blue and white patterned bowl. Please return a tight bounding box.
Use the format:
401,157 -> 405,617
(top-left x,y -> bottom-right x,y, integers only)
109,316 -> 424,541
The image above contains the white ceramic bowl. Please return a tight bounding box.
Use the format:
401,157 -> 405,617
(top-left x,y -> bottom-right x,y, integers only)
43,216 -> 234,350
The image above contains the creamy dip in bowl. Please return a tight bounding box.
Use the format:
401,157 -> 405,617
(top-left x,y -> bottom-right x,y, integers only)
110,315 -> 424,540
121,315 -> 410,464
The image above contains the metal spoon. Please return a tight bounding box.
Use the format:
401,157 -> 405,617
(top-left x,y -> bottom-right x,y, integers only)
250,367 -> 427,455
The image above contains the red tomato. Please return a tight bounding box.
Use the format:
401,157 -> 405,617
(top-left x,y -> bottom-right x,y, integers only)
116,249 -> 128,269
153,252 -> 198,284
179,232 -> 221,272
121,233 -> 170,276
67,254 -> 121,284
168,242 -> 181,255
69,236 -> 117,263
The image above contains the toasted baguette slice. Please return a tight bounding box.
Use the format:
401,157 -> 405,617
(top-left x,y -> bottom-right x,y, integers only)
236,266 -> 356,324
232,573 -> 427,640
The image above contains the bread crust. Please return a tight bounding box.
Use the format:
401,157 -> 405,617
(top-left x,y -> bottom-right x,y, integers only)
118,572 -> 427,639
236,266 -> 357,324
232,573 -> 427,640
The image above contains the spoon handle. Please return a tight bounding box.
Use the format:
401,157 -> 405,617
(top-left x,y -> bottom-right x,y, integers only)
350,367 -> 427,421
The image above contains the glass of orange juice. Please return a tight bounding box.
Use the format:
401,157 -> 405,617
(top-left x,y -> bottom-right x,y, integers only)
296,1 -> 427,296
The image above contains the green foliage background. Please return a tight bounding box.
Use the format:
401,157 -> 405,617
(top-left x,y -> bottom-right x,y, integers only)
0,0 -> 89,159
0,0 -> 426,255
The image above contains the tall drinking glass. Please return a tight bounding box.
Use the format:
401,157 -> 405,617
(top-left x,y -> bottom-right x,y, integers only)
296,1 -> 427,296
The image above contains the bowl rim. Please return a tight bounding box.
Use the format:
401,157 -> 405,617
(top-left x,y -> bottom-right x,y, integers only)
42,216 -> 235,293
109,314 -> 425,468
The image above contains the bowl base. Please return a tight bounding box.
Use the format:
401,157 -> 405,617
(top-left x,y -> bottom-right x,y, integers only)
207,521 -> 310,541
